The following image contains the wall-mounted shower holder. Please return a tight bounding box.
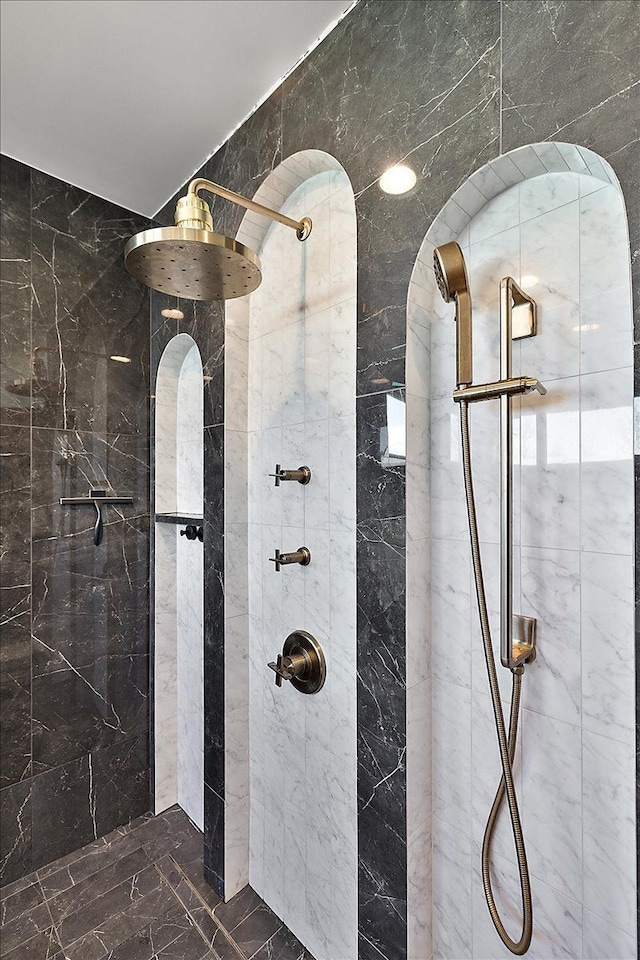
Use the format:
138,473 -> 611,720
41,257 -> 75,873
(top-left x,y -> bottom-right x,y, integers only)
268,547 -> 311,572
59,489 -> 134,545
268,630 -> 326,694
268,464 -> 312,486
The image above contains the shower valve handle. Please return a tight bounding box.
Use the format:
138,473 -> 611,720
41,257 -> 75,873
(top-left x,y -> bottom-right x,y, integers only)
269,547 -> 311,572
268,464 -> 312,486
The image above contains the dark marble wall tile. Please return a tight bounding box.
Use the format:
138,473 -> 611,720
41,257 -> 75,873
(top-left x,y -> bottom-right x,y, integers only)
0,780 -> 32,886
0,160 -> 151,887
0,424 -> 30,591
0,174 -> 31,427
501,0 -> 640,158
0,590 -> 31,789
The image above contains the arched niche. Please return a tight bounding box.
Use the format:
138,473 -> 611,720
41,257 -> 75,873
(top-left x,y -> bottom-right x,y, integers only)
222,150 -> 358,960
405,142 -> 635,960
154,333 -> 204,830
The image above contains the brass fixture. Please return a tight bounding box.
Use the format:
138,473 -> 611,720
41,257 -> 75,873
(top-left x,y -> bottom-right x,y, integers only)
268,547 -> 311,572
268,464 -> 312,486
268,630 -> 326,694
434,243 -> 547,954
124,178 -> 312,302
433,241 -> 472,388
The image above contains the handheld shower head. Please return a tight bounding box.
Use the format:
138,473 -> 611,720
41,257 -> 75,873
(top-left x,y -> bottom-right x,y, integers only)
433,241 -> 473,388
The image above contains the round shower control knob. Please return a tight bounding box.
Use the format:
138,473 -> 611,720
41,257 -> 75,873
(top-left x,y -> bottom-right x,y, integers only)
267,631 -> 326,695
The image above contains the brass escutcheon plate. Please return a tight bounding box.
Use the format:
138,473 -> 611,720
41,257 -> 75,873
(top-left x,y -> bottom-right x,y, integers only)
283,630 -> 326,694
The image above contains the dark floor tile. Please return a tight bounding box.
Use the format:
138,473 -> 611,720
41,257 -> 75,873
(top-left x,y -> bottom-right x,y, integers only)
2,925 -> 62,960
157,857 -> 220,914
227,904 -> 282,959
177,859 -> 221,912
188,908 -> 243,960
0,880 -> 43,927
0,901 -> 51,954
131,805 -> 200,860
213,885 -> 264,933
55,863 -> 161,947
47,846 -> 150,925
63,876 -> 177,960
39,827 -> 143,899
252,925 -> 314,960
104,901 -> 196,960
155,925 -> 213,960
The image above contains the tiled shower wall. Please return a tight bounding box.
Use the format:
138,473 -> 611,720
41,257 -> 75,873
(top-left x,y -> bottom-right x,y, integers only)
150,2 -> 639,955
0,157 -> 151,884
408,160 -> 635,958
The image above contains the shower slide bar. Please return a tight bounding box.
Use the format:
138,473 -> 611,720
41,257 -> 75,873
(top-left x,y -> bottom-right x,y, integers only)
454,277 -> 545,669
59,489 -> 133,545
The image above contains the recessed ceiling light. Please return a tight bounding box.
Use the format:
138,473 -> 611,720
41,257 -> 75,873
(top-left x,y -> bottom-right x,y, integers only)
110,355 -> 131,363
379,164 -> 417,195
161,308 -> 184,319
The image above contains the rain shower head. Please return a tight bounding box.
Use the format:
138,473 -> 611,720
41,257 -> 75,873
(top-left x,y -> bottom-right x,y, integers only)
124,179 -> 312,302
433,241 -> 472,388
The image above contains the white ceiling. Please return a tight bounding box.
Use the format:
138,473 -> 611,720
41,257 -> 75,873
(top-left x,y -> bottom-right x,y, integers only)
0,0 -> 352,216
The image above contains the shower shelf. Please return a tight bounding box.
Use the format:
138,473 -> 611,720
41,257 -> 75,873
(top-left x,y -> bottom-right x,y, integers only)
155,512 -> 204,525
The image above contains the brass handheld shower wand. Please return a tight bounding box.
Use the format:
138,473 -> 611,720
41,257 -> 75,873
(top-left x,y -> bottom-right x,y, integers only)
434,242 -> 538,955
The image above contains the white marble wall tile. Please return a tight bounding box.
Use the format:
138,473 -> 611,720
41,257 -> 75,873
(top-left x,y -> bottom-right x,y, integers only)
468,225 -> 520,388
519,172 -> 580,221
432,678 -> 471,831
176,531 -> 204,829
452,180 -> 486,218
225,702 -> 249,805
408,818 -> 432,960
579,285 -> 633,376
302,419 -> 329,530
522,710 -> 582,902
469,541 -> 516,706
329,299 -> 357,417
582,909 -> 636,960
225,796 -> 249,899
225,615 -> 249,714
520,546 -> 581,725
431,538 -> 471,686
406,394 -> 430,543
580,368 -> 633,555
225,522 -> 249,619
154,611 -> 178,815
224,331 -> 248,431
225,429 -> 247,526
519,377 -> 580,551
520,204 -> 580,383
471,844 -> 583,960
581,551 -> 634,744
582,730 -> 636,934
509,145 -> 548,180
468,185 -> 519,245
242,164 -> 357,956
406,314 -> 431,403
430,399 -> 467,541
407,679 -> 431,837
432,816 -> 473,960
471,685 -> 522,866
328,415 -> 356,534
406,537 -> 430,688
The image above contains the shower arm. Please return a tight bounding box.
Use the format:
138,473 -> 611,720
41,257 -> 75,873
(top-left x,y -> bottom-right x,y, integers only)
185,179 -> 312,241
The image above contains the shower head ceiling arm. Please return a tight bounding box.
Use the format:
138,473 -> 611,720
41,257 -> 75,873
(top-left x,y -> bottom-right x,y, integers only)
183,178 -> 312,241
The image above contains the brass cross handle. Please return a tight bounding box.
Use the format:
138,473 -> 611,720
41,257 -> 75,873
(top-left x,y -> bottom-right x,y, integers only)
268,547 -> 311,572
267,631 -> 326,695
268,464 -> 312,486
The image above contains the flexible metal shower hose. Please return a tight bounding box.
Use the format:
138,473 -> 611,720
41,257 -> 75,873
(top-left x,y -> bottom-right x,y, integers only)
459,400 -> 533,955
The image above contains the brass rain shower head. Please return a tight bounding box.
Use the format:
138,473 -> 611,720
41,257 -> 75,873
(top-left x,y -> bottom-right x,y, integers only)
124,178 -> 312,302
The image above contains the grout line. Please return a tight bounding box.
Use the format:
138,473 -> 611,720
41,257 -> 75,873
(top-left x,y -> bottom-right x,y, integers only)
163,855 -> 249,960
